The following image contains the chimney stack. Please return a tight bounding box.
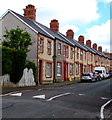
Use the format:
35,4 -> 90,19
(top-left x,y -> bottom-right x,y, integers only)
78,35 -> 84,44
50,19 -> 59,32
23,4 -> 36,21
86,40 -> 91,47
93,43 -> 97,50
98,46 -> 102,52
66,29 -> 74,39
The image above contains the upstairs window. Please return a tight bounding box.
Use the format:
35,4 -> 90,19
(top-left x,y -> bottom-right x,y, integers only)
47,41 -> 51,55
77,48 -> 79,59
80,50 -> 83,60
63,45 -> 66,56
40,38 -> 44,53
70,47 -> 73,59
58,43 -> 61,55
66,46 -> 69,58
63,45 -> 69,58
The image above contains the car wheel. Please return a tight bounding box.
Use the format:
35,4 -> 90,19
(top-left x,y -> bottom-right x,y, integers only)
99,77 -> 102,81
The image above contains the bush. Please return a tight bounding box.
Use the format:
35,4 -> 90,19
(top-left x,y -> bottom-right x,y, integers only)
2,46 -> 12,75
2,46 -> 26,83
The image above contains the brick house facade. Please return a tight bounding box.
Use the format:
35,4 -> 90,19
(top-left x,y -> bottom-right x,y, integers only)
0,4 -> 111,84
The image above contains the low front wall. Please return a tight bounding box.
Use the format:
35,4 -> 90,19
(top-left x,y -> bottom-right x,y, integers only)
0,68 -> 36,87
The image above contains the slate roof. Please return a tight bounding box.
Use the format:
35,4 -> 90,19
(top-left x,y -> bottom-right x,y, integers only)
9,10 -> 55,39
1,9 -> 109,59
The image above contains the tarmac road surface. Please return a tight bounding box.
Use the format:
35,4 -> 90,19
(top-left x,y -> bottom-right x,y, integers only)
1,79 -> 112,119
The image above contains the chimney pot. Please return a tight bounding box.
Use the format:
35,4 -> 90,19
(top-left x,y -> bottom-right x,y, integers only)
23,4 -> 36,21
50,19 -> 59,32
93,43 -> 97,50
66,29 -> 74,39
86,40 -> 91,47
78,35 -> 84,44
98,46 -> 102,52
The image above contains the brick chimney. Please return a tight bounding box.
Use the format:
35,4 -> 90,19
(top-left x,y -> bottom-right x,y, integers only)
66,29 -> 74,39
78,35 -> 84,44
50,19 -> 59,32
86,40 -> 91,47
23,4 -> 36,21
93,43 -> 97,50
98,46 -> 102,52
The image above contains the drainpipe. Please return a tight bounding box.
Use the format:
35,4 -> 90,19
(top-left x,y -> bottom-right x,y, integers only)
53,38 -> 57,83
36,34 -> 39,85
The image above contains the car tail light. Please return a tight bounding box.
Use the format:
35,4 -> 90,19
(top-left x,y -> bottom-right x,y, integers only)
94,75 -> 97,77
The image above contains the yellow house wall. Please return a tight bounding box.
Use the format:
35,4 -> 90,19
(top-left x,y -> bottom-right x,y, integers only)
38,34 -> 54,82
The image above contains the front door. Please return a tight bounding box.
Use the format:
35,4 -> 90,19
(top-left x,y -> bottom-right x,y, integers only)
64,62 -> 68,81
80,64 -> 83,76
39,60 -> 43,84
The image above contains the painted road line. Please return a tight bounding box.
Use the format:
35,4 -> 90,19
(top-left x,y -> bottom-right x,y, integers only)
101,97 -> 109,100
0,91 -> 20,97
47,93 -> 71,101
79,94 -> 85,96
100,99 -> 112,119
9,92 -> 22,97
32,95 -> 45,99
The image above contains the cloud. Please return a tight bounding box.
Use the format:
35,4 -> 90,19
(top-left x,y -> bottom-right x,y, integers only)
60,24 -> 79,35
0,0 -> 99,27
97,0 -> 112,2
84,20 -> 110,52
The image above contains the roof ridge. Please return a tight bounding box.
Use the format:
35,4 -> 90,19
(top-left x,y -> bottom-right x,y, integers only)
33,21 -> 55,39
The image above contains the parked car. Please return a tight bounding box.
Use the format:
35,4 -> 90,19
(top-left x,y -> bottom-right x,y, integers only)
105,72 -> 110,79
93,72 -> 102,81
81,73 -> 96,82
94,67 -> 107,79
109,70 -> 112,77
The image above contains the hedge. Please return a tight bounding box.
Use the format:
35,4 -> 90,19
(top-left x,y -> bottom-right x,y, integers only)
2,46 -> 26,83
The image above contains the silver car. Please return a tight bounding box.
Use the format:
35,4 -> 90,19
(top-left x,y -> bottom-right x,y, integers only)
81,73 -> 96,82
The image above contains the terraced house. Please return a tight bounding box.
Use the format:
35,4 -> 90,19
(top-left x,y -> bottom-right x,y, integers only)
0,4 -> 110,85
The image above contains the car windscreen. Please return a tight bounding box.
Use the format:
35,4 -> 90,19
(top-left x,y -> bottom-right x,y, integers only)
82,73 -> 90,76
109,70 -> 112,73
95,70 -> 102,73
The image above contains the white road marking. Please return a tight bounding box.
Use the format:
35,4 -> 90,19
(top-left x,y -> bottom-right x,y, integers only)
38,89 -> 42,91
0,91 -> 20,97
47,93 -> 71,101
100,99 -> 112,119
9,92 -> 22,97
79,94 -> 85,96
32,95 -> 45,99
101,97 -> 109,100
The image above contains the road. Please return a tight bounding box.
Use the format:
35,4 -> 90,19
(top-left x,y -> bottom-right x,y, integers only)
2,79 -> 112,119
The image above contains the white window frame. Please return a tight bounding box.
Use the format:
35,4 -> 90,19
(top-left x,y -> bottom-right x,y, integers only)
69,64 -> 73,75
57,63 -> 62,76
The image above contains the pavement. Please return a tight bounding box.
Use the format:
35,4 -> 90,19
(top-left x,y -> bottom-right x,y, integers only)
1,80 -> 80,94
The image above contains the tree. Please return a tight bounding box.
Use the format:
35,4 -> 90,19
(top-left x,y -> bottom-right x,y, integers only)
2,27 -> 32,52
2,27 -> 34,84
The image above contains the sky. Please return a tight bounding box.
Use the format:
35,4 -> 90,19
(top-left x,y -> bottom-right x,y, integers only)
0,0 -> 111,52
